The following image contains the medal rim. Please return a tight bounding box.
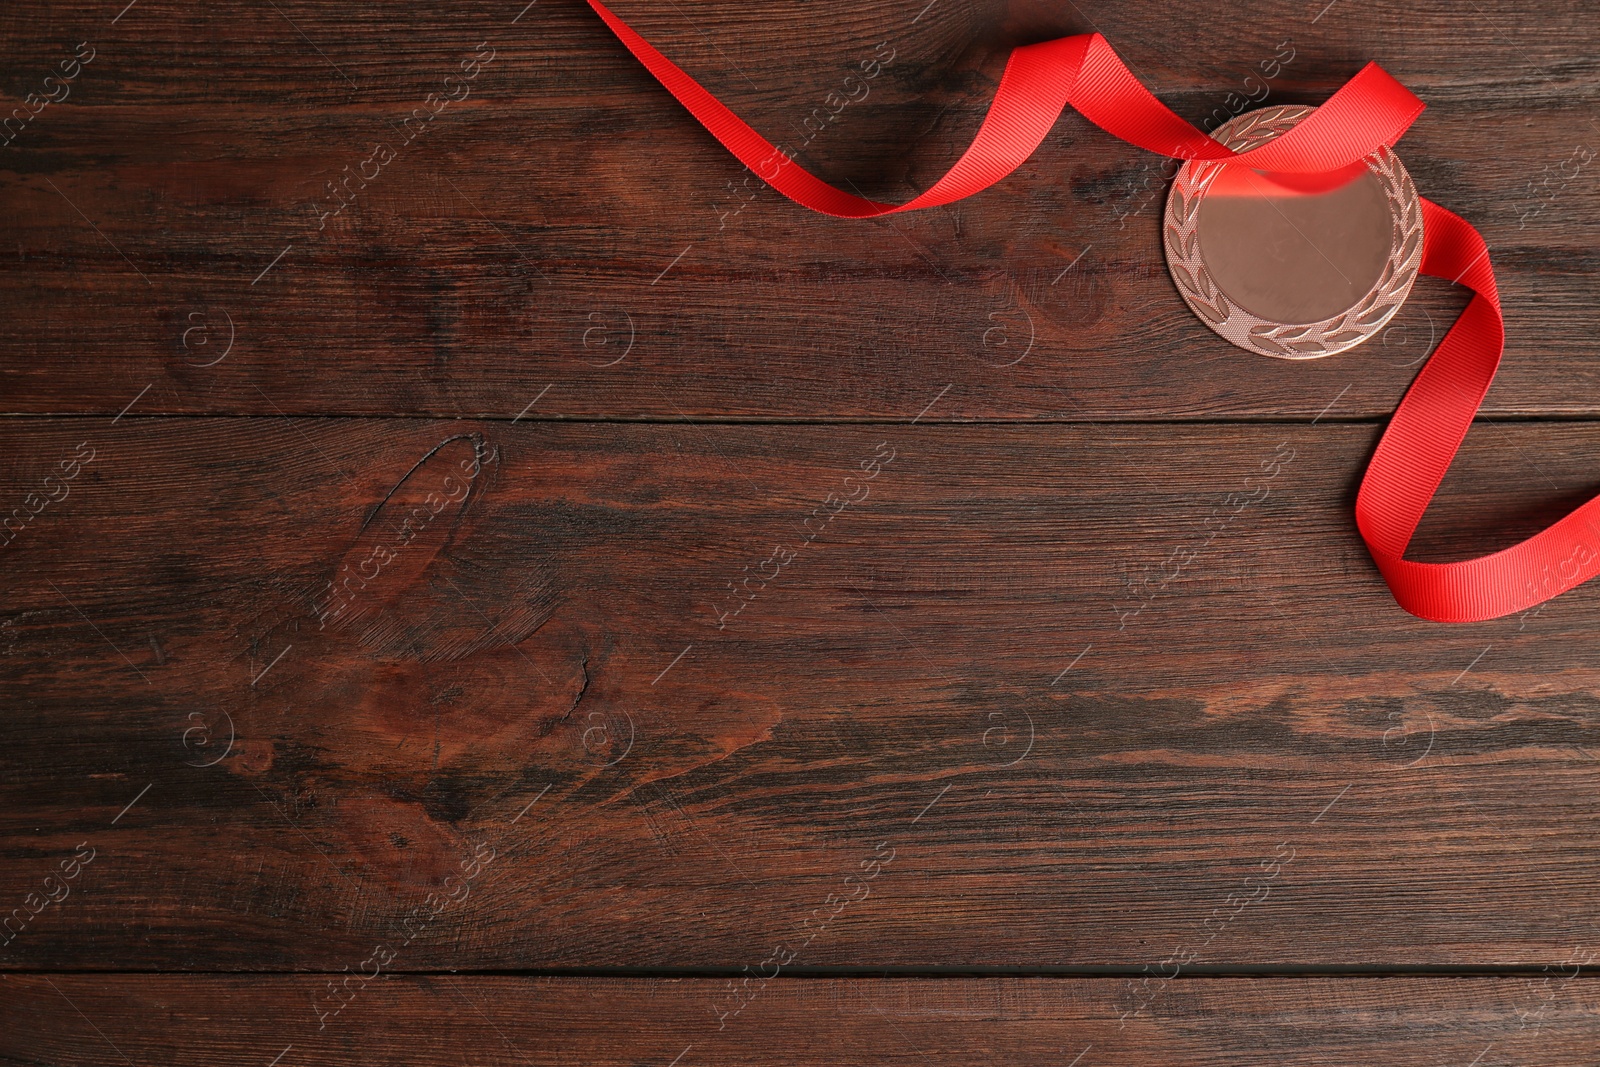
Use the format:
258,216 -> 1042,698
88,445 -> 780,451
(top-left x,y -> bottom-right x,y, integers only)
1163,104 -> 1424,360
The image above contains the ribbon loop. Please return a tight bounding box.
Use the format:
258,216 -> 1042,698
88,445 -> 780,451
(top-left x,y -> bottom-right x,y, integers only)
588,0 -> 1424,216
1359,200 -> 1600,621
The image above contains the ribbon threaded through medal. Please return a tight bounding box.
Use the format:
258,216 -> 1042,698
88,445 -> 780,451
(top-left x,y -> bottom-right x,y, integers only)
587,0 -> 1600,623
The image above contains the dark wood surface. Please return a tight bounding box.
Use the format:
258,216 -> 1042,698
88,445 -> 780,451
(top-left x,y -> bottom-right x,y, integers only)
7,976 -> 1600,1065
5,417 -> 1600,974
4,0 -> 1600,1062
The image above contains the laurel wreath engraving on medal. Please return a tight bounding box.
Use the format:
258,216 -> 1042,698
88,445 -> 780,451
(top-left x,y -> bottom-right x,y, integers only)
1164,104 -> 1424,360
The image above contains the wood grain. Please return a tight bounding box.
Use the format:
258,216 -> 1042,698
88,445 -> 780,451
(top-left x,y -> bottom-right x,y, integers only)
4,975 -> 1596,1066
3,419 -> 1598,970
1,0 -> 1598,417
5,1 -> 1600,1057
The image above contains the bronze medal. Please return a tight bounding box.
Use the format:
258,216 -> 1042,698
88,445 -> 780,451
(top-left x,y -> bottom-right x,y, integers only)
1164,104 -> 1424,359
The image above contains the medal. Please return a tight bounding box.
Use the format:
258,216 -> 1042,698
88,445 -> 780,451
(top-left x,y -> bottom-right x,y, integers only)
1164,104 -> 1422,359
583,0 -> 1600,623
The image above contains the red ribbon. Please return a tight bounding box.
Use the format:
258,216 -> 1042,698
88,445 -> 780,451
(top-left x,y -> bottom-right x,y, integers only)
588,0 -> 1600,622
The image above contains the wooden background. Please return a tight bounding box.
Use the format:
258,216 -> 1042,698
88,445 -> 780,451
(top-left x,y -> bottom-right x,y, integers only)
3,0 -> 1599,1062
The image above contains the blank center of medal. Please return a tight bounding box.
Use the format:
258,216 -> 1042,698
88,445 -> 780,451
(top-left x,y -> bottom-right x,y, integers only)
1197,168 -> 1393,324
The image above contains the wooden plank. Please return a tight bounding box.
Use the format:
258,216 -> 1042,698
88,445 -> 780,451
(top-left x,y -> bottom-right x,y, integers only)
3,975 -> 1595,1065
2,0 -> 1598,417
3,418 -> 1599,969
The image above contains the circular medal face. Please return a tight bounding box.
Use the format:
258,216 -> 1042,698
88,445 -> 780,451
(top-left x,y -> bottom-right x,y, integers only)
1164,104 -> 1423,359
